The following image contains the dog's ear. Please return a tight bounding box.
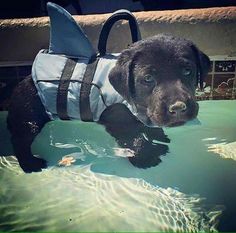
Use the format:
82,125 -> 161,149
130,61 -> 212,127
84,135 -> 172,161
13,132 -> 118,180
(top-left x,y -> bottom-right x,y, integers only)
109,48 -> 136,100
191,44 -> 211,89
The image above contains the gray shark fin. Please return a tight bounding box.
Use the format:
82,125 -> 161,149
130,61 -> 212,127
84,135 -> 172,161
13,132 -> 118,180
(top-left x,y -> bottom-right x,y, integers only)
47,2 -> 96,59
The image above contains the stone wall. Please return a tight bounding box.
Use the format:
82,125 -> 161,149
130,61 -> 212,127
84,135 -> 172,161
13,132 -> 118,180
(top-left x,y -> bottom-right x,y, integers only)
0,6 -> 236,64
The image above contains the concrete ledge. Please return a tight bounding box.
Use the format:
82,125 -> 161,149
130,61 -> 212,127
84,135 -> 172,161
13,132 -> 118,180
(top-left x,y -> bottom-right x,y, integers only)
0,6 -> 236,64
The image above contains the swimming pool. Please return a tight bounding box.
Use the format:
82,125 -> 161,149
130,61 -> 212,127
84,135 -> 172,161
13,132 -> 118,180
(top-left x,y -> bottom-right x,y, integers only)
0,100 -> 236,231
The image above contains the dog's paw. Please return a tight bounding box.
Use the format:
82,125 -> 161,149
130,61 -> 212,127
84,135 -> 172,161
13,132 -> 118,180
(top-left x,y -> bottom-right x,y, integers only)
128,154 -> 162,169
19,156 -> 47,173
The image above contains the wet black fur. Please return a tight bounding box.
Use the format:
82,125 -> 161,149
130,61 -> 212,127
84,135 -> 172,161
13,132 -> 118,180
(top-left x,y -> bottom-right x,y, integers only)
7,34 -> 210,173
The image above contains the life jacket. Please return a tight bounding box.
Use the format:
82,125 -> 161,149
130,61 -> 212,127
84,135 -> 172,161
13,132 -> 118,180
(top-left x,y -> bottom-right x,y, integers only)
32,2 -> 141,121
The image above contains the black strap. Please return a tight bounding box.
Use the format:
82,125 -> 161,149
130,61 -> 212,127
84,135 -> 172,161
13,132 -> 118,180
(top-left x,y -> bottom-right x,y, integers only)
98,10 -> 141,56
57,58 -> 77,120
79,58 -> 99,121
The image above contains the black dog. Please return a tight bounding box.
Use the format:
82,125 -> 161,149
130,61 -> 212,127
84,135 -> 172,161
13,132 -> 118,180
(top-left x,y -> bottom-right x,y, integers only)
7,34 -> 210,173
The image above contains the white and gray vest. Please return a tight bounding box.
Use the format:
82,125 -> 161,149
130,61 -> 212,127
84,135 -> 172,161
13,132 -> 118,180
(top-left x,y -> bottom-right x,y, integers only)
31,2 -> 141,122
32,50 -> 126,121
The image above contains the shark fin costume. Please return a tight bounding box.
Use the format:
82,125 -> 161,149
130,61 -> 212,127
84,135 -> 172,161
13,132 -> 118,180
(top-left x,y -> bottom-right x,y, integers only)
32,2 -> 141,121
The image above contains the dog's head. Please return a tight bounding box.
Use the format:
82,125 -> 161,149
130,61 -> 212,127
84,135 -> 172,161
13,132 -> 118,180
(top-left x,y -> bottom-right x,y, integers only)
109,34 -> 210,127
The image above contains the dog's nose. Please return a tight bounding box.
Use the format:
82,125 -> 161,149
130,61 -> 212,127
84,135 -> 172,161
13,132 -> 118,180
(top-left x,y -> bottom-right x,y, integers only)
168,101 -> 187,115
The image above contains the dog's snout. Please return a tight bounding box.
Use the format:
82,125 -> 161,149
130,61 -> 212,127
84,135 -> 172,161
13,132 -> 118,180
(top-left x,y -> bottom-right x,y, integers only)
168,101 -> 187,115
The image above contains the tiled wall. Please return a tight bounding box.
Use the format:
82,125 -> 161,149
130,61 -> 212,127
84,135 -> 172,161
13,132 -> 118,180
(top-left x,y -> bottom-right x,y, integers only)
196,58 -> 236,100
0,58 -> 236,111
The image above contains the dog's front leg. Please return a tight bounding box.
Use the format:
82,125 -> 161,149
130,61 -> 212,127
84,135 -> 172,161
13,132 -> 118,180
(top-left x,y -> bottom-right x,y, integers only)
99,104 -> 170,169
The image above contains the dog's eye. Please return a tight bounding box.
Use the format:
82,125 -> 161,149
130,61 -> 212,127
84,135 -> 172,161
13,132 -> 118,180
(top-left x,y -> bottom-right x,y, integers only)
143,75 -> 155,84
182,67 -> 192,76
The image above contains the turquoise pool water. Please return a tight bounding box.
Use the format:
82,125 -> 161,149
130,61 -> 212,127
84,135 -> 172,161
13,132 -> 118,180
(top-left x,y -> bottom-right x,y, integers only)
0,100 -> 236,232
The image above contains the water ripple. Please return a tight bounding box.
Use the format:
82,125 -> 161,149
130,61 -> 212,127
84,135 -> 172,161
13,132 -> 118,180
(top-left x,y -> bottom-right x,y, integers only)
0,156 -> 222,232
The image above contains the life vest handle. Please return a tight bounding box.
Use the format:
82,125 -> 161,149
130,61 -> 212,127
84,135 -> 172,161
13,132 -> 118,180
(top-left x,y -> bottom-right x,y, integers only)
98,9 -> 141,56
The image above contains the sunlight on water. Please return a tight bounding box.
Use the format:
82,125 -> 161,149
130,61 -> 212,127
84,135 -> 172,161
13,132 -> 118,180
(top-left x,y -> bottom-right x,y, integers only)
208,141 -> 236,161
0,100 -> 236,231
0,157 -> 221,232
